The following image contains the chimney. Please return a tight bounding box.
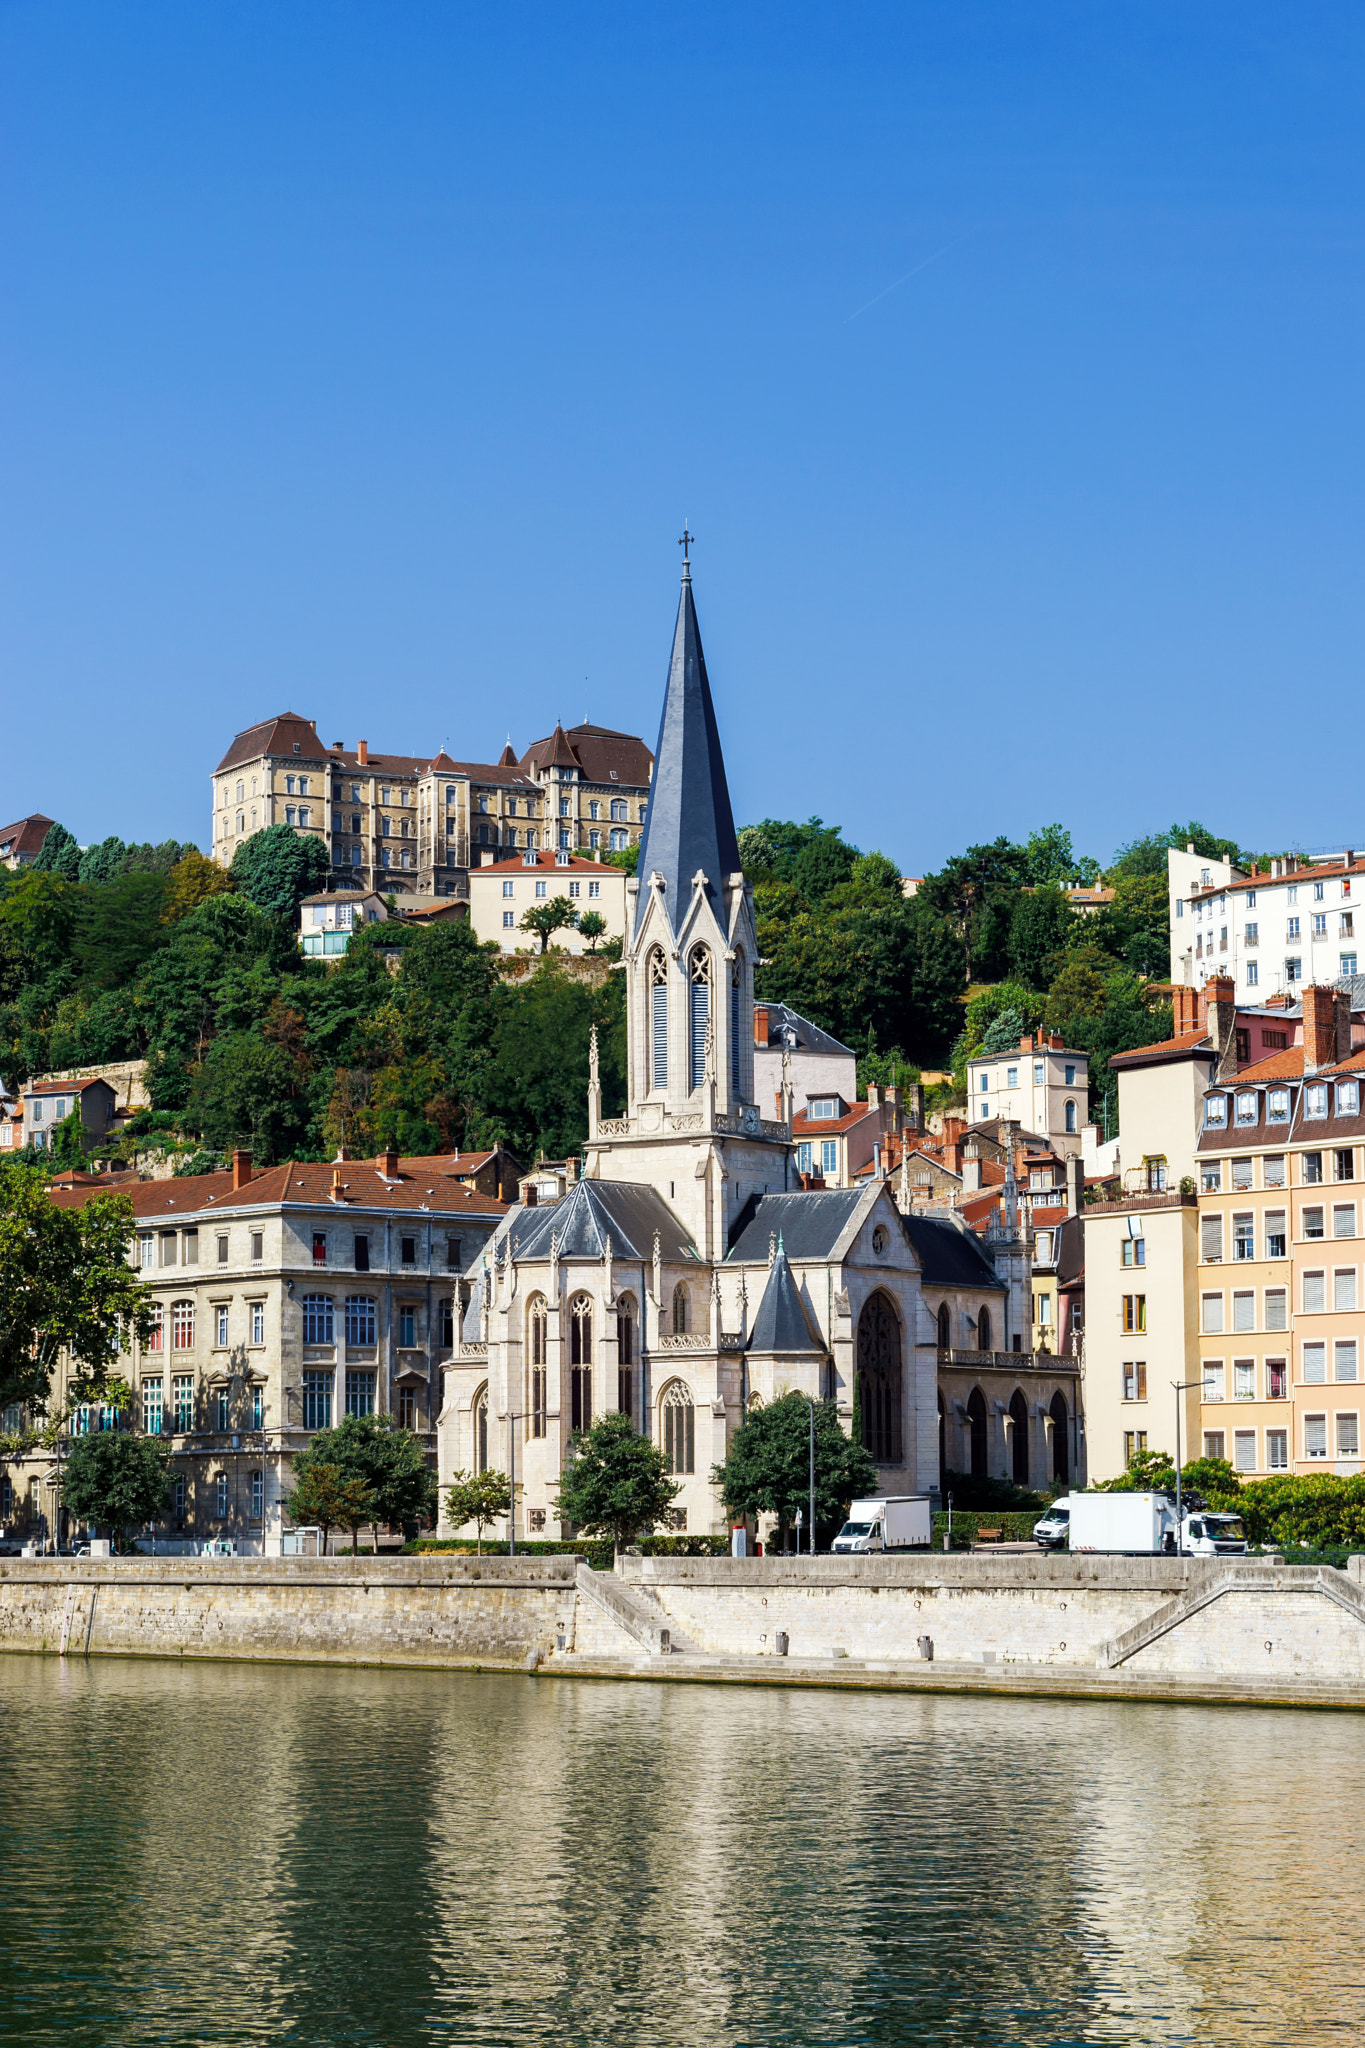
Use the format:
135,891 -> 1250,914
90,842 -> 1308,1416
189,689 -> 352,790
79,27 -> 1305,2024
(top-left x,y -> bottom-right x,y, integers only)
1065,1153 -> 1082,1217
866,1084 -> 880,1111
565,1156 -> 579,1186
333,1144 -> 351,1163
962,1140 -> 984,1191
753,1006 -> 768,1047
1049,1034 -> 1063,1051
906,1081 -> 924,1131
1207,975 -> 1238,1075
232,1149 -> 252,1191
380,1146 -> 399,1178
1186,841 -> 1196,855
873,1142 -> 882,1178
523,1183 -> 538,1207
1303,985 -> 1350,1069
357,740 -> 369,767
1019,1035 -> 1032,1054
331,1166 -> 343,1194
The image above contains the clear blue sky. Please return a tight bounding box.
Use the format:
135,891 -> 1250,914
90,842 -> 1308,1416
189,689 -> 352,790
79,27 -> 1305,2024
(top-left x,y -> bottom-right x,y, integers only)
3,2 -> 1364,872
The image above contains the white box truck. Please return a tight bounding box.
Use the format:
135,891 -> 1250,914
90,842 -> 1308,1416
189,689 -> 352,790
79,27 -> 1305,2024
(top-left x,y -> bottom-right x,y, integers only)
831,1496 -> 932,1553
1036,1492 -> 1248,1557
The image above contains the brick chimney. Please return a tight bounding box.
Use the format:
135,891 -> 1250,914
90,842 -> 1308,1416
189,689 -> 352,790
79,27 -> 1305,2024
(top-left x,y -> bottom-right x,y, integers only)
380,1146 -> 399,1178
942,1115 -> 965,1178
1019,1035 -> 1032,1054
232,1149 -> 252,1191
1172,984 -> 1203,1038
523,1183 -> 538,1207
1303,984 -> 1350,1069
1049,1034 -> 1064,1051
866,1084 -> 880,1111
357,740 -> 369,766
1207,975 -> 1238,1076
753,1006 -> 769,1047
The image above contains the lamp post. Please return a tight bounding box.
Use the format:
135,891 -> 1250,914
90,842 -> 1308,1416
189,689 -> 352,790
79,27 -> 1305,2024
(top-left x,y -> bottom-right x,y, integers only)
503,1410 -> 530,1556
1171,1379 -> 1201,1551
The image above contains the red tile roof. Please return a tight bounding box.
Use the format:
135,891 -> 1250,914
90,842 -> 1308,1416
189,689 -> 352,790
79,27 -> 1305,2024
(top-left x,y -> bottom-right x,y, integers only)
1220,1047 -> 1306,1083
0,813 -> 56,860
214,714 -> 329,774
48,1157 -> 508,1219
1189,859 -> 1363,901
520,722 -> 652,789
793,1104 -> 873,1136
1110,1030 -> 1214,1068
473,851 -> 616,875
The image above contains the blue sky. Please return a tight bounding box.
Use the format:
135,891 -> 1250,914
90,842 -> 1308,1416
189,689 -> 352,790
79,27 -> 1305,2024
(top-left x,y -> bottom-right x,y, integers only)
3,2 -> 1364,871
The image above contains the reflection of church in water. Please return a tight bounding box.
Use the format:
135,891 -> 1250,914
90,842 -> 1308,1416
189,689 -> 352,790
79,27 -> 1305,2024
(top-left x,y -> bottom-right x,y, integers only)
438,555 -> 1058,1537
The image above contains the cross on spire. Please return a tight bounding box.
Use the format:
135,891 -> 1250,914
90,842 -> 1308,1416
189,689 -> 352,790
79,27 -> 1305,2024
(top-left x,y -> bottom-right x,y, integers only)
678,524 -> 695,576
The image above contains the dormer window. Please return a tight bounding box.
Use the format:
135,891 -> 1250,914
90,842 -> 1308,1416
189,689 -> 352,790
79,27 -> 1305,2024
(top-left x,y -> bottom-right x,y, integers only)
1267,1088 -> 1290,1123
1206,1096 -> 1228,1127
1338,1080 -> 1360,1116
1305,1083 -> 1329,1120
1234,1092 -> 1257,1125
808,1097 -> 842,1120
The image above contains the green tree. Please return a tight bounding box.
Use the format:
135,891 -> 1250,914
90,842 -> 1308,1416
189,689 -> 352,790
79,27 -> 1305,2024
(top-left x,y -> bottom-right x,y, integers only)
1007,885 -> 1075,988
230,824 -> 330,918
298,1413 -> 437,1542
979,1006 -> 1027,1056
60,1431 -> 171,1547
553,1412 -> 680,1554
444,1467 -> 513,1552
519,896 -> 579,953
1106,820 -> 1244,881
161,850 -> 234,924
602,844 -> 640,876
31,822 -> 81,879
1024,823 -> 1099,888
187,1030 -> 308,1163
713,1392 -> 878,1552
77,836 -> 130,887
577,910 -> 608,952
918,837 -> 1030,982
0,1164 -> 155,1411
286,1461 -> 377,1553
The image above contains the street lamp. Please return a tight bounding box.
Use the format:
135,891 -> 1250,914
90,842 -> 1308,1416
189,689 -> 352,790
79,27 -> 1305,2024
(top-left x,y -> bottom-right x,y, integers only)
1171,1378 -> 1202,1550
502,1410 -> 530,1556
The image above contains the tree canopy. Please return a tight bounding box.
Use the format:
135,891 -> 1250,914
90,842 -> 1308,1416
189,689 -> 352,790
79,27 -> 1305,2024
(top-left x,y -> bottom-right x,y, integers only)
229,825 -> 331,917
554,1412 -> 679,1551
0,1162 -> 154,1410
712,1392 -> 877,1549
61,1430 -> 171,1546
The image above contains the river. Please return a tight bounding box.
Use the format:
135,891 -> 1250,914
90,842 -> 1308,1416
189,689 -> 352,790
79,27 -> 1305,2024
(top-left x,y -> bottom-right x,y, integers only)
0,1654 -> 1360,2045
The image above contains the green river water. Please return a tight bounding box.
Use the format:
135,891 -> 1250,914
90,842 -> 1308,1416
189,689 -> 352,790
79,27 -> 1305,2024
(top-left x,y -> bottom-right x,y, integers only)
0,1654 -> 1359,2046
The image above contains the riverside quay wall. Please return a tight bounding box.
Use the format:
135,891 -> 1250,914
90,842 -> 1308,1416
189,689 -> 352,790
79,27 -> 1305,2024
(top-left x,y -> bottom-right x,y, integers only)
5,1553 -> 1365,1706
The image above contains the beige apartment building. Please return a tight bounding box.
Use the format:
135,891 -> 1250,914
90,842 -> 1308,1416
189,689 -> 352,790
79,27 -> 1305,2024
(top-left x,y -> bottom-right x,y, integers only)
211,715 -> 651,902
0,1153 -> 505,1552
966,1034 -> 1089,1155
1196,986 -> 1365,1478
1082,1020 -> 1220,1481
467,850 -> 628,954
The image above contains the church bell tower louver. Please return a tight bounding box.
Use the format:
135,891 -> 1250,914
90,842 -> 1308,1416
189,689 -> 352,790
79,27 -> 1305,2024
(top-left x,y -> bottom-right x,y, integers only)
583,545 -> 794,1259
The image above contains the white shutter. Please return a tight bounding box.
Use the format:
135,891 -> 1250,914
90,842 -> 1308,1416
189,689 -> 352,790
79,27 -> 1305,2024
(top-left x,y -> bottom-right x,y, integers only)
1304,1271 -> 1325,1313
1201,1214 -> 1223,1263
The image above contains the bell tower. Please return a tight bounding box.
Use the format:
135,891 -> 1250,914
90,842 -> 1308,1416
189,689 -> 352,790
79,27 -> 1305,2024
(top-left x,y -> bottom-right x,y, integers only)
584,542 -> 793,1257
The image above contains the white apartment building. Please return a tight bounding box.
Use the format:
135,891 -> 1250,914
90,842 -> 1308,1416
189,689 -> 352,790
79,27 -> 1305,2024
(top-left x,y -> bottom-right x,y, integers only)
468,850 -> 627,954
966,1034 -> 1089,1155
1170,847 -> 1364,1005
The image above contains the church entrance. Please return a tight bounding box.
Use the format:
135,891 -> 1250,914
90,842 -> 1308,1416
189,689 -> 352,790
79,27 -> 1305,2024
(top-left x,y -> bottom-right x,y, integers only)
856,1291 -> 903,1465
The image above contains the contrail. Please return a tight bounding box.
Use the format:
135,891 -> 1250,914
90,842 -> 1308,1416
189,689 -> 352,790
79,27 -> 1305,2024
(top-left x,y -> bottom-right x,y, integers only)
843,229 -> 982,323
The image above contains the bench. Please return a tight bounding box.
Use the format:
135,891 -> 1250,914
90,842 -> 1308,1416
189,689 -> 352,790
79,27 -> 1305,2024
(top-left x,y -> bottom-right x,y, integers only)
974,1526 -> 1004,1545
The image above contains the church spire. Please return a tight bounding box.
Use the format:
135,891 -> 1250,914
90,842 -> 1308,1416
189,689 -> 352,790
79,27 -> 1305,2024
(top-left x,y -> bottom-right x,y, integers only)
634,542 -> 740,936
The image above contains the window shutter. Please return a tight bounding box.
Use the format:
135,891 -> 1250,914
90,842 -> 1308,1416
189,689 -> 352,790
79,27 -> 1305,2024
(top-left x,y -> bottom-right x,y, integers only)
1305,1415 -> 1327,1456
652,979 -> 668,1089
1304,1272 -> 1325,1313
1265,1290 -> 1287,1332
730,978 -> 741,1096
1201,1214 -> 1223,1263
689,975 -> 709,1092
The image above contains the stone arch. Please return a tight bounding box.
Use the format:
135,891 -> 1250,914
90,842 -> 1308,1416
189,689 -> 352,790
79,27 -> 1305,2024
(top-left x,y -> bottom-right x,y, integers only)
937,1301 -> 951,1352
1009,1387 -> 1030,1486
966,1386 -> 988,1477
977,1305 -> 992,1353
1049,1389 -> 1069,1486
661,1378 -> 695,1476
856,1289 -> 903,1465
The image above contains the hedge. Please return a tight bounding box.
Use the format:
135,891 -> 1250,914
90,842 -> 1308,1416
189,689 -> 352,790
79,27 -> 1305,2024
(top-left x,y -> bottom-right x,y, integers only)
403,1538 -> 615,1570
931,1510 -> 1041,1549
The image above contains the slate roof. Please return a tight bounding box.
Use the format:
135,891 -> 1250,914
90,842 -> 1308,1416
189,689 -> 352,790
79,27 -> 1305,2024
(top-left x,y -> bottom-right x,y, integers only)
519,721 -> 652,790
726,1188 -> 864,1261
0,813 -> 55,861
754,1003 -> 854,1058
634,570 -> 740,937
214,714 -> 328,773
486,1179 -> 700,1266
745,1246 -> 826,1354
901,1211 -> 1005,1291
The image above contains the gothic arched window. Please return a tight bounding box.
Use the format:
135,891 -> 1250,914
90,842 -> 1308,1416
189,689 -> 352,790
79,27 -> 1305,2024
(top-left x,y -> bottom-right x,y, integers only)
937,1302 -> 951,1352
649,950 -> 668,1090
967,1386 -> 988,1476
570,1295 -> 592,1433
663,1381 -> 695,1475
1065,1099 -> 1077,1133
616,1293 -> 635,1422
1009,1387 -> 1030,1485
527,1295 -> 547,1439
729,955 -> 743,1097
856,1291 -> 903,1465
672,1283 -> 689,1335
474,1385 -> 489,1474
1049,1389 -> 1069,1485
978,1306 -> 992,1352
689,947 -> 711,1092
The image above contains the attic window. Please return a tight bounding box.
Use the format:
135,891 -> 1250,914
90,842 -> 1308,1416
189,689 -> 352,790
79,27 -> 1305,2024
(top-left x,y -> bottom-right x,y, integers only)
609,770 -> 619,780
293,743 -> 301,754
808,1097 -> 839,1120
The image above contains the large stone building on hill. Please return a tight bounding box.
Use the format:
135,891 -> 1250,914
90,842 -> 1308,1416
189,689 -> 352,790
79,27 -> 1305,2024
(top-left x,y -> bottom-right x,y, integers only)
209,716 -> 652,900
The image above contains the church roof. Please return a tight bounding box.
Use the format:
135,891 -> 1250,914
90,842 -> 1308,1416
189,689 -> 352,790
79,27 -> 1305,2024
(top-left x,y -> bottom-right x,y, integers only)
634,569 -> 740,936
745,1245 -> 826,1354
901,1211 -> 1005,1291
490,1178 -> 700,1265
726,1188 -> 864,1261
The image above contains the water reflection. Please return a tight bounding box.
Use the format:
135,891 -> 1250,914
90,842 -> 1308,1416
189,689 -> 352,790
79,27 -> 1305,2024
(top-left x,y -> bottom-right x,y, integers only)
0,1656 -> 1361,2046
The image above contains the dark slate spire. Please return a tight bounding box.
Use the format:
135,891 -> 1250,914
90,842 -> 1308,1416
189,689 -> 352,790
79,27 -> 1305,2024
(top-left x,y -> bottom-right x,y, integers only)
746,1243 -> 824,1355
634,557 -> 741,935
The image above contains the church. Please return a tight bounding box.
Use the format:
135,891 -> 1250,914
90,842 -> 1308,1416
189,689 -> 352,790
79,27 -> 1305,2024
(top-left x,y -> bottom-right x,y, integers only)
437,554 -> 1016,1538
